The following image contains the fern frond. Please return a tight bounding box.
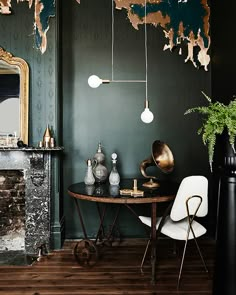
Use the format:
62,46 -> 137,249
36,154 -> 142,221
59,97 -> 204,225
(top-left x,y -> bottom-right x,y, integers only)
184,92 -> 236,170
201,91 -> 212,103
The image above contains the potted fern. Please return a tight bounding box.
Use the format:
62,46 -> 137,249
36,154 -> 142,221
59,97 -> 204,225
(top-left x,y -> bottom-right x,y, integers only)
184,91 -> 236,171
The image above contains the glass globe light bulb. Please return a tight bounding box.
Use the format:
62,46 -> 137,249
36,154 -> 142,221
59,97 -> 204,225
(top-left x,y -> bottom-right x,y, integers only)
141,100 -> 154,123
88,75 -> 102,88
141,107 -> 154,123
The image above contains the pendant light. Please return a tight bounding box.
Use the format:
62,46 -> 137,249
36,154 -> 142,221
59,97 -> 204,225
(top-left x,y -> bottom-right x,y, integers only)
88,0 -> 146,87
88,75 -> 110,88
140,0 -> 154,123
88,0 -> 154,124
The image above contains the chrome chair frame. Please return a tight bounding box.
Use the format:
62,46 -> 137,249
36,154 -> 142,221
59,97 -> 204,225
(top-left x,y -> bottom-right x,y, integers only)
177,195 -> 209,288
140,195 -> 209,289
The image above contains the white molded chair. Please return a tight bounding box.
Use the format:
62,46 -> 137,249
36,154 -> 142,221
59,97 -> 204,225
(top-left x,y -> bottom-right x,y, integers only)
139,175 -> 209,288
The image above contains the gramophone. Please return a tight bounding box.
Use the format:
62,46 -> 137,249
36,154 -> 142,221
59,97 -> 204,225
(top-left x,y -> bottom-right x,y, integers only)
140,140 -> 174,188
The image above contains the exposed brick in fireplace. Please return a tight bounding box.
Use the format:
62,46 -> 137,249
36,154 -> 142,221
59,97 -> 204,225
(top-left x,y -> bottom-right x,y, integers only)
0,147 -> 63,254
0,170 -> 25,251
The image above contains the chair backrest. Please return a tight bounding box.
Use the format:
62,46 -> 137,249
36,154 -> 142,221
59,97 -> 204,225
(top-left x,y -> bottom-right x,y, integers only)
170,175 -> 208,221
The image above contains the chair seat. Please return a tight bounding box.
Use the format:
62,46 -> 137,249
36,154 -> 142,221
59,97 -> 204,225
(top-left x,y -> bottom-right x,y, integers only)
139,215 -> 207,240
139,176 -> 209,288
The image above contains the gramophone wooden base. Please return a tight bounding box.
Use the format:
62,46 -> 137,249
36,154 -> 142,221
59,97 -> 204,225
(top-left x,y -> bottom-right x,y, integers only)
142,179 -> 160,188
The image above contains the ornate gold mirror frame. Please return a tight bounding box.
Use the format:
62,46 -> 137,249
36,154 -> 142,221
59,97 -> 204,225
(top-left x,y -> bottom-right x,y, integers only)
0,47 -> 29,145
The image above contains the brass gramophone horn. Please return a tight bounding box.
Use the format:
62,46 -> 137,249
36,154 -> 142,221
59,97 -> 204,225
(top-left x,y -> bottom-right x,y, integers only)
140,140 -> 174,188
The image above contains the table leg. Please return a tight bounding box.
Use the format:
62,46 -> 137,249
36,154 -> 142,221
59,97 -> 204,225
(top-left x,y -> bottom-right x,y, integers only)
73,199 -> 98,266
74,198 -> 88,239
96,203 -> 121,245
151,202 -> 157,284
125,202 -> 158,283
95,203 -> 108,243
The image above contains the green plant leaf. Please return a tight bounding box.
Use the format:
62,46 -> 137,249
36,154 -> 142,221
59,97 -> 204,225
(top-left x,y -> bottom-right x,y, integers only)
184,92 -> 236,170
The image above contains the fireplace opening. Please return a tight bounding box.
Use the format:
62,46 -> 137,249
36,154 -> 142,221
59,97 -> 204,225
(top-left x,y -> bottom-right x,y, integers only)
0,170 -> 25,252
0,149 -> 57,264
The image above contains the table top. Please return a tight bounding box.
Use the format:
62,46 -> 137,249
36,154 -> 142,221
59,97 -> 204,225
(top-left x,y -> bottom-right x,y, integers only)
68,178 -> 179,204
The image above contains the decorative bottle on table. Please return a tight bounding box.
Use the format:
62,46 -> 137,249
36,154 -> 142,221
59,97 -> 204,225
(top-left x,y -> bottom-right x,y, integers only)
92,142 -> 108,183
109,153 -> 120,186
84,159 -> 95,185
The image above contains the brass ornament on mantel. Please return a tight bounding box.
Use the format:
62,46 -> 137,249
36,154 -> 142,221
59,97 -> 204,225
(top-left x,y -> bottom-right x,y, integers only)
43,125 -> 51,145
42,125 -> 55,148
140,140 -> 174,188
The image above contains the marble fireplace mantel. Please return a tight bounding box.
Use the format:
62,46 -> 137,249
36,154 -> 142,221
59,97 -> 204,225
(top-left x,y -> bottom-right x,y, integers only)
0,147 -> 63,255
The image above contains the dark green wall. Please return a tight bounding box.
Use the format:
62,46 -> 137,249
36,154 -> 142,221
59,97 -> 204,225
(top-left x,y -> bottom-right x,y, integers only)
211,1 -> 236,103
0,2 -> 63,248
0,1 -> 215,242
62,0 -> 212,239
0,3 -> 59,144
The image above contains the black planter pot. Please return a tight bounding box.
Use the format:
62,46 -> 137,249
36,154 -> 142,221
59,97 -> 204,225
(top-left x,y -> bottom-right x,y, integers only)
212,129 -> 235,172
213,131 -> 236,295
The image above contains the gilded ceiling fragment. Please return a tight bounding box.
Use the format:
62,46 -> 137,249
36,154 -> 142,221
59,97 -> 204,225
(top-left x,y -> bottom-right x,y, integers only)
0,0 -> 55,54
114,0 -> 210,70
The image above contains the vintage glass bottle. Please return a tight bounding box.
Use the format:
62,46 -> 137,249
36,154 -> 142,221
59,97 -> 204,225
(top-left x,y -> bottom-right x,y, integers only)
84,159 -> 95,185
93,143 -> 108,183
109,153 -> 120,185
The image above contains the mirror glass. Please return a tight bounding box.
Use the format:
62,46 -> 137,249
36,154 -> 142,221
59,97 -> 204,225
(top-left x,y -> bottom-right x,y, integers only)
0,47 -> 29,146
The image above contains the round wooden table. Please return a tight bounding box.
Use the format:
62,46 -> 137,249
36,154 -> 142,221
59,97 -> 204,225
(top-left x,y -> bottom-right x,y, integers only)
68,178 -> 178,283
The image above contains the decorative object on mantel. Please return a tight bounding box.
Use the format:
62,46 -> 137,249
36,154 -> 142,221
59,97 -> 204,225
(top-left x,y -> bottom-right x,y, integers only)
184,91 -> 236,170
92,142 -> 108,183
87,0 -> 154,123
0,146 -> 63,151
0,0 -> 55,54
140,140 -> 174,188
109,153 -> 120,186
17,140 -> 27,148
0,133 -> 18,147
41,124 -> 55,148
43,124 -> 51,147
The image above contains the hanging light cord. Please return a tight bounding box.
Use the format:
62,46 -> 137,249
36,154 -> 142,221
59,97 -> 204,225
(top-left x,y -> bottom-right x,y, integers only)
111,0 -> 114,81
145,0 -> 148,101
111,0 -> 146,83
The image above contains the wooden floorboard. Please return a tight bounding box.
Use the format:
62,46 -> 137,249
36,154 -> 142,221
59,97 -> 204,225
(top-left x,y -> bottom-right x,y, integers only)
0,239 -> 215,295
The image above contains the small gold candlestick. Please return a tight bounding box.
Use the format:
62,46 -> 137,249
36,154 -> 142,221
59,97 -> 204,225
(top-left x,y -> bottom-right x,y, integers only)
131,179 -> 144,197
43,125 -> 51,147
120,179 -> 144,197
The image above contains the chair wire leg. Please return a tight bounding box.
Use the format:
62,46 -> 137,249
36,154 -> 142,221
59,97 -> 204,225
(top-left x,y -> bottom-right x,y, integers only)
177,239 -> 188,289
193,237 -> 209,274
141,239 -> 150,271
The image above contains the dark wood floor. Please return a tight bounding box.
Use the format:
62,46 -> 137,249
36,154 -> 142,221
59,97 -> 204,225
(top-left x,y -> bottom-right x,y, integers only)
0,239 -> 215,295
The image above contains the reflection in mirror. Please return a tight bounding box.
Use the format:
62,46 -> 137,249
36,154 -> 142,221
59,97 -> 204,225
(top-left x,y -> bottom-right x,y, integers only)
0,47 -> 29,146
